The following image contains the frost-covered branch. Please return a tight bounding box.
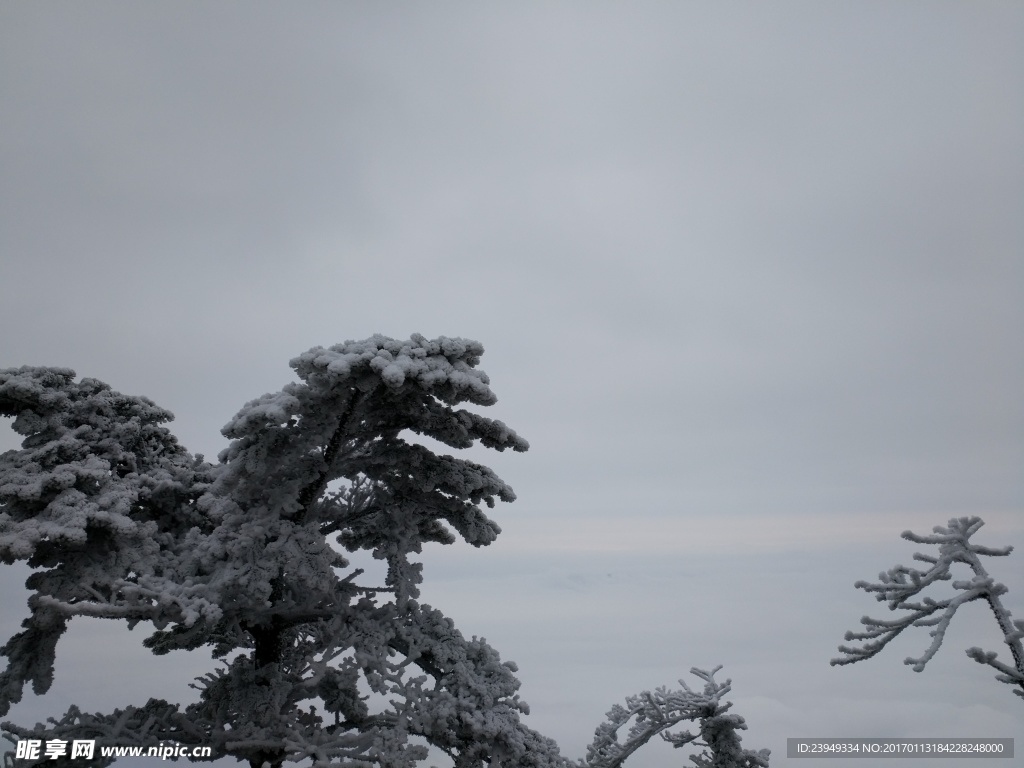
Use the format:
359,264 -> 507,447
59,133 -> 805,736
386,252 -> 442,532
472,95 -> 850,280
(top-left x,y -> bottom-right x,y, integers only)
831,517 -> 1024,701
586,667 -> 768,768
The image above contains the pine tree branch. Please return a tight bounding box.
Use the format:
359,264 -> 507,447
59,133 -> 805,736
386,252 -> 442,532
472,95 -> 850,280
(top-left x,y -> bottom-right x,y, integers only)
586,667 -> 769,768
832,516 -> 1023,702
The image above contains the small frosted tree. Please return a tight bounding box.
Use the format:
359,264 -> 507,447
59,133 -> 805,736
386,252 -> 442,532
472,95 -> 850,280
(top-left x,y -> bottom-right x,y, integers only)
831,516 -> 1024,702
585,667 -> 768,768
0,335 -> 766,768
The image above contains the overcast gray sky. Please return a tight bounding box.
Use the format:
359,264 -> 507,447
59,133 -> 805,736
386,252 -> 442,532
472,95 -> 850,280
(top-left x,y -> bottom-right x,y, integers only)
2,3 -> 1022,767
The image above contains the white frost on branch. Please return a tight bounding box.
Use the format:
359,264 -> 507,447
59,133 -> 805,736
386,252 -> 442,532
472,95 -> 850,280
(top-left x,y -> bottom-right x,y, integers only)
586,666 -> 769,768
831,516 -> 1024,701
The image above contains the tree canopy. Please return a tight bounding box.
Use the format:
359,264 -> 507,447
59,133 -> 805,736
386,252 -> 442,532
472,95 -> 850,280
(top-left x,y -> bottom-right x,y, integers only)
0,335 -> 766,768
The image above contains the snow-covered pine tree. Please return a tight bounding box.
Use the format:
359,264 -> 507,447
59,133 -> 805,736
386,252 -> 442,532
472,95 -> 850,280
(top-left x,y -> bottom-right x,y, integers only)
1,335 -> 766,768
